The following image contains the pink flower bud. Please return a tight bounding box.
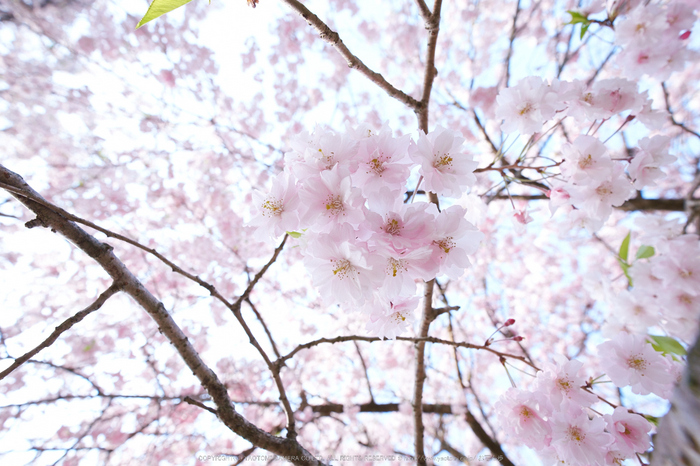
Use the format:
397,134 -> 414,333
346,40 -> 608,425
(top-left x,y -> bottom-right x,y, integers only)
504,318 -> 515,326
513,336 -> 524,342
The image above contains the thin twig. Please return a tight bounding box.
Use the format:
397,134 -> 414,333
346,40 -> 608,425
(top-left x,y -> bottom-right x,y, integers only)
353,341 -> 375,403
662,82 -> 700,141
0,284 -> 122,381
183,396 -> 219,416
279,0 -> 421,111
276,334 -> 539,374
246,298 -> 282,360
0,165 -> 324,466
502,0 -> 522,88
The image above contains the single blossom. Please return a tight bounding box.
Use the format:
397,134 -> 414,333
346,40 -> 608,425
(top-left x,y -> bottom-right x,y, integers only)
495,387 -> 553,450
303,224 -> 382,306
408,126 -> 478,198
560,135 -> 613,184
297,166 -> 365,231
534,355 -> 598,409
550,403 -> 614,466
249,171 -> 301,239
597,332 -> 673,397
426,205 -> 484,279
603,407 -> 652,456
495,76 -> 561,135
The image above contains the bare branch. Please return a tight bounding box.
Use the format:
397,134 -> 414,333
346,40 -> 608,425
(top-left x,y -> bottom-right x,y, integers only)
662,82 -> 700,141
279,0 -> 421,110
246,298 -> 282,359
502,0 -> 522,88
0,170 -> 300,439
484,194 -> 689,212
233,235 -> 288,309
0,164 -> 324,466
353,341 -> 375,403
414,0 -> 432,23
184,395 -> 219,416
417,0 -> 443,133
0,284 -> 122,381
414,278 -> 435,466
277,334 -> 538,371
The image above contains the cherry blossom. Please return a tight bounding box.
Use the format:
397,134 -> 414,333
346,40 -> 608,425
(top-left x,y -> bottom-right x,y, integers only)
426,205 -> 484,279
628,136 -> 675,189
495,76 -> 561,135
597,332 -> 673,397
603,407 -> 653,456
495,387 -> 552,450
303,224 -> 381,306
549,403 -> 613,466
249,171 -> 301,239
408,126 -> 478,198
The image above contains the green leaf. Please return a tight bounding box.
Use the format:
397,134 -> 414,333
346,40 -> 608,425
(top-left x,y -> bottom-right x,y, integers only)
619,231 -> 631,263
617,258 -> 632,286
635,245 -> 655,260
580,22 -> 590,40
286,231 -> 302,239
644,415 -> 659,426
649,335 -> 687,356
566,10 -> 589,24
136,0 -> 196,29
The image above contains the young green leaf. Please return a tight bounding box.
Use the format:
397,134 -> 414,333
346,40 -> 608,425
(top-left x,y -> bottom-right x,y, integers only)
580,22 -> 590,40
286,231 -> 302,239
643,415 -> 659,426
136,0 -> 196,29
618,231 -> 631,263
617,258 -> 632,286
566,11 -> 591,39
635,245 -> 655,260
566,10 -> 589,24
649,335 -> 687,356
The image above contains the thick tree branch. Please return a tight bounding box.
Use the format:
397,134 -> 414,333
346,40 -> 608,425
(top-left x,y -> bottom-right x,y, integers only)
279,0 -> 421,110
417,0 -> 443,133
414,0 -> 432,22
651,323 -> 700,466
414,277 -> 434,466
485,194 -> 689,212
0,165 -> 324,466
0,172 -> 298,439
0,283 -> 121,381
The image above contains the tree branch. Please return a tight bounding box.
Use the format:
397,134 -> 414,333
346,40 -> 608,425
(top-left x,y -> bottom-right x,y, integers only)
0,164 -> 324,466
353,341 -> 375,403
502,0 -> 522,88
484,194 -> 689,212
662,82 -> 700,141
417,0 -> 443,133
0,283 -> 122,381
279,0 -> 421,110
0,171 -> 299,440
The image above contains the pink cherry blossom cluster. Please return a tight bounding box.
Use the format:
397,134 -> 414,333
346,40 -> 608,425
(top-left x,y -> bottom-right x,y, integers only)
495,76 -> 663,137
496,76 -> 676,230
248,124 -> 483,338
604,219 -> 700,342
613,0 -> 697,81
496,334 -> 683,466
